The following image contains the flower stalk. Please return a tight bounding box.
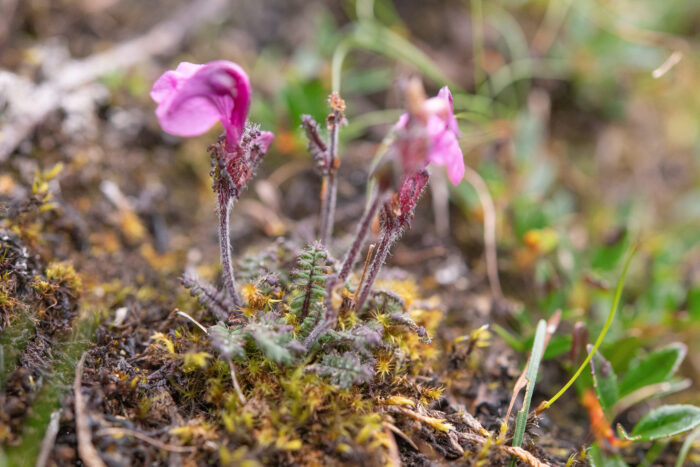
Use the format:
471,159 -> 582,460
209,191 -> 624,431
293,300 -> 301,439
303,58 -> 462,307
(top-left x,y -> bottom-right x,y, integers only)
354,171 -> 429,312
318,93 -> 346,246
338,185 -> 381,283
217,190 -> 242,306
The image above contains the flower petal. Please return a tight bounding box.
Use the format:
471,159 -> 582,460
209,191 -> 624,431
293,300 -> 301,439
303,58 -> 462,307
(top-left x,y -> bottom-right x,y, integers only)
150,62 -> 203,104
255,131 -> 275,153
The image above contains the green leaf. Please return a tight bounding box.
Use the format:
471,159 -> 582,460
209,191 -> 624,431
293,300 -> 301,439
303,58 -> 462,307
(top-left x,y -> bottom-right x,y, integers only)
629,405 -> 700,441
618,343 -> 686,397
602,336 -> 641,375
588,443 -> 629,467
589,346 -> 619,414
689,286 -> 700,322
492,324 -> 525,352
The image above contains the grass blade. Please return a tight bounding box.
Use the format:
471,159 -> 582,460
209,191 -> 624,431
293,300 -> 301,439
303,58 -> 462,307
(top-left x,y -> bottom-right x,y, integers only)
511,318 -> 547,453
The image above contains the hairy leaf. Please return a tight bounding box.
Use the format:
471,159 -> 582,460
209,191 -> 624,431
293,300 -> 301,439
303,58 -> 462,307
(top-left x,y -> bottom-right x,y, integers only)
589,346 -> 618,414
629,405 -> 700,441
289,243 -> 330,320
619,343 -> 686,397
313,351 -> 375,389
209,323 -> 246,360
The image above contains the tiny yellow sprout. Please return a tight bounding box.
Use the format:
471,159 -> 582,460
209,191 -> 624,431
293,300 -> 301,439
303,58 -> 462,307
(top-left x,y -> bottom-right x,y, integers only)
183,352 -> 212,371
383,396 -> 416,407
453,324 -> 491,348
150,332 -> 175,354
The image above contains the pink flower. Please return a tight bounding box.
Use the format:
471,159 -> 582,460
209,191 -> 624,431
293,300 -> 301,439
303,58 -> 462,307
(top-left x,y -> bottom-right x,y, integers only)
395,86 -> 464,185
151,60 -> 256,150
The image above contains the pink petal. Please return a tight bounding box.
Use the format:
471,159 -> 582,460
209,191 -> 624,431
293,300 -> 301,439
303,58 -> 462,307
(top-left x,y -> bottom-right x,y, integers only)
150,62 -> 203,104
426,115 -> 464,185
437,86 -> 453,109
395,112 -> 409,129
255,131 -> 275,153
155,95 -> 221,136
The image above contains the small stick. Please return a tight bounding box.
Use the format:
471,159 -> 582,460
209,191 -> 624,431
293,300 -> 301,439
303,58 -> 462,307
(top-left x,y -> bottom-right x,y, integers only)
36,410 -> 62,467
74,353 -> 107,467
457,432 -> 550,467
383,423 -> 402,467
95,427 -> 196,453
176,310 -> 208,335
229,360 -> 247,405
463,166 -> 503,301
353,244 -> 376,309
354,228 -> 392,313
383,421 -> 419,451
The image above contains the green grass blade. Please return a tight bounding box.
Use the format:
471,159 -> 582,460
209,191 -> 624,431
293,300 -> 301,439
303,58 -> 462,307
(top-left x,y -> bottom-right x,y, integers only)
511,319 -> 547,451
675,426 -> 700,467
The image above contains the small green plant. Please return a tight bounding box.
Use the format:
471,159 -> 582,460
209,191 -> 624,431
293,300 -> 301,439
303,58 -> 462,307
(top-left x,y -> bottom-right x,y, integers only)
146,59 -> 496,464
584,342 -> 700,466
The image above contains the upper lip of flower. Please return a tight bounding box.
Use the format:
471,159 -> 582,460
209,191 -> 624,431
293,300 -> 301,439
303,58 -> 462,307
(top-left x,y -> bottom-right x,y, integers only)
150,60 -> 252,150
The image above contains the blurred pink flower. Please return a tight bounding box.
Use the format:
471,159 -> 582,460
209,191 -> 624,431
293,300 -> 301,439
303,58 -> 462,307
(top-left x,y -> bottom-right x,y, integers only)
151,60 -> 254,150
396,86 -> 464,185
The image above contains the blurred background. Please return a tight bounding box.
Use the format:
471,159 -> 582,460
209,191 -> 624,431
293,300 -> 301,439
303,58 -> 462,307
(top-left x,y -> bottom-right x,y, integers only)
0,0 -> 699,462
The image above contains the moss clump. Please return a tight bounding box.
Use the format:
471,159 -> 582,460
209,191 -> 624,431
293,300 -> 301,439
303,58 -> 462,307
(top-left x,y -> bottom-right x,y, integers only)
45,261 -> 83,291
148,240 -> 446,465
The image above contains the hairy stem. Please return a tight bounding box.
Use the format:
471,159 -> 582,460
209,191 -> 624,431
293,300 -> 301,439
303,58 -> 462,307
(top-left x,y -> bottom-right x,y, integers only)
319,129 -> 339,245
354,225 -> 394,312
353,243 -> 376,305
338,186 -> 380,282
218,192 -> 242,307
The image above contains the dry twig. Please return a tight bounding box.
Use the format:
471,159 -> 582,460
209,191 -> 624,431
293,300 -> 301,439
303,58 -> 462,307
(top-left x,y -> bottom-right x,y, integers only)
229,360 -> 247,406
0,0 -> 227,161
95,427 -> 197,454
457,432 -> 551,467
74,353 -> 107,467
462,166 -> 503,301
36,410 -> 62,467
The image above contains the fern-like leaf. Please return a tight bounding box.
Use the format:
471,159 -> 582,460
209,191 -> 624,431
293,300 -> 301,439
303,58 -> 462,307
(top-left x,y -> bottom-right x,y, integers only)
323,323 -> 383,358
181,274 -> 234,321
289,242 -> 330,320
209,323 -> 246,360
313,351 -> 375,389
246,313 -> 305,364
